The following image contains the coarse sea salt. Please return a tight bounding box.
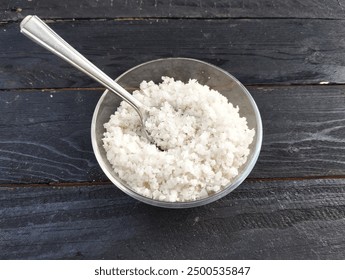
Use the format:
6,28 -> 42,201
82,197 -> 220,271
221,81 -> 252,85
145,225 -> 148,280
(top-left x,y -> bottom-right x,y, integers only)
102,77 -> 255,202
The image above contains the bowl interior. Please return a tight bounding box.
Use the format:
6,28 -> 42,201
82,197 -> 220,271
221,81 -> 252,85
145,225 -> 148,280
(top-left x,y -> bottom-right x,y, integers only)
91,58 -> 262,208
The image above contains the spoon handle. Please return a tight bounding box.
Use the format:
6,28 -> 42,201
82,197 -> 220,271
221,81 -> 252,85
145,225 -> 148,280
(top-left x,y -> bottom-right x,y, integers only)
20,15 -> 144,111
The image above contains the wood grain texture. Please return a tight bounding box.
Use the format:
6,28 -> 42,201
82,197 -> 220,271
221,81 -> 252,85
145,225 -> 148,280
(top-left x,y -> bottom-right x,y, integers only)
1,178 -> 345,259
3,19 -> 345,89
2,0 -> 345,21
253,85 -> 345,178
0,89 -> 105,183
0,85 -> 344,184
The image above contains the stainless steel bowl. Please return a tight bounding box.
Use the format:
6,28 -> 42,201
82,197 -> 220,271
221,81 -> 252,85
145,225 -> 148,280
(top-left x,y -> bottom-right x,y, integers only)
91,58 -> 262,208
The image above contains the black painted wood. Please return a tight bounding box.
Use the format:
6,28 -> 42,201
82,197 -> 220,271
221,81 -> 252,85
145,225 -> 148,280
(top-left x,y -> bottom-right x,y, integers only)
1,178 -> 345,259
2,0 -> 345,21
2,19 -> 345,89
254,85 -> 345,178
0,89 -> 104,183
0,85 -> 344,184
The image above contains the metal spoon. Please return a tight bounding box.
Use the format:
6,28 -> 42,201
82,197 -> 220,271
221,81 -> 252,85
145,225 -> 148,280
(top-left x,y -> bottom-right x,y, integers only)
20,15 -> 153,142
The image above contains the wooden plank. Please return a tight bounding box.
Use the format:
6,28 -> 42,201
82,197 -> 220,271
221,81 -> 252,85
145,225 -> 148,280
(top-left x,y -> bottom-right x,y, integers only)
252,85 -> 345,178
1,178 -> 345,259
2,0 -> 345,21
0,85 -> 344,184
2,19 -> 345,89
0,89 -> 105,183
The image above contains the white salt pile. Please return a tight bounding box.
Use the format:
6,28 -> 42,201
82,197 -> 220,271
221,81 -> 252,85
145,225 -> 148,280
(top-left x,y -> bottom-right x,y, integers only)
103,77 -> 255,202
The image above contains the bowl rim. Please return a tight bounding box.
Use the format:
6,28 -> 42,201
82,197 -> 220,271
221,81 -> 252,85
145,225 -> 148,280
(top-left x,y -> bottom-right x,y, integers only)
91,57 -> 263,208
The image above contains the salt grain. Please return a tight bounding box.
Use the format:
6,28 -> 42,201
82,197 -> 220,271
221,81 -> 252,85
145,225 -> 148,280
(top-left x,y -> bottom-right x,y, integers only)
103,77 -> 255,202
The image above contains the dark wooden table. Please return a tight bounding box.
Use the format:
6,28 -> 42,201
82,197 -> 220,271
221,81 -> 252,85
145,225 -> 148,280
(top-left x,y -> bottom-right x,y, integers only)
1,1 -> 345,260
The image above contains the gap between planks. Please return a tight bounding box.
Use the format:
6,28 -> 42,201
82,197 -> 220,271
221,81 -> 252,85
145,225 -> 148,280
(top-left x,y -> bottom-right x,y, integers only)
1,175 -> 345,189
1,83 -> 344,93
0,87 -> 105,92
2,16 -> 345,25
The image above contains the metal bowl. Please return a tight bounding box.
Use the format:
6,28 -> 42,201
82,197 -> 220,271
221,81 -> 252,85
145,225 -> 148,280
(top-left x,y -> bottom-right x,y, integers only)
91,58 -> 262,208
